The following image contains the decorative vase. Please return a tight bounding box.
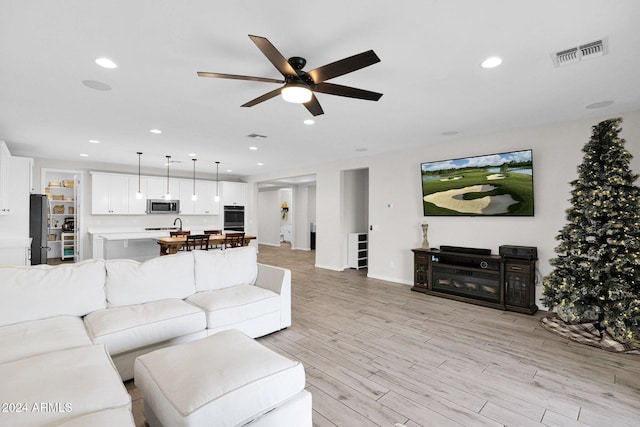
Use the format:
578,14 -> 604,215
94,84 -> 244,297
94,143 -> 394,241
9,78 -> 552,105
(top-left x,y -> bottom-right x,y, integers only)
421,223 -> 429,249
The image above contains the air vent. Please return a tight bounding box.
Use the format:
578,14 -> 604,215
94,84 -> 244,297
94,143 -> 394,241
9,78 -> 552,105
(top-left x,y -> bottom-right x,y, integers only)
552,38 -> 607,67
247,133 -> 267,139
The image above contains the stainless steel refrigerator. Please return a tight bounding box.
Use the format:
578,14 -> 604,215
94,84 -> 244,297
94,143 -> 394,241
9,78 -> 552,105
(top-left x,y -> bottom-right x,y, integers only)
30,194 -> 49,265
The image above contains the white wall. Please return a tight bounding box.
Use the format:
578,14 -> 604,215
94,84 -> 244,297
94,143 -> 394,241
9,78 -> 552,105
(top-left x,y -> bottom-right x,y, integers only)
257,189 -> 281,246
247,111 -> 640,307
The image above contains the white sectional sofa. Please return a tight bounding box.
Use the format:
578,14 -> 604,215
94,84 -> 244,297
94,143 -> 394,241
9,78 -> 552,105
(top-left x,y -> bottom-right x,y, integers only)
0,246 -> 291,426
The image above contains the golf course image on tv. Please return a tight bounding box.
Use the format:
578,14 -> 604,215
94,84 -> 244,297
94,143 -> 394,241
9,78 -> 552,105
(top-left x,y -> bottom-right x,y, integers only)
421,149 -> 534,216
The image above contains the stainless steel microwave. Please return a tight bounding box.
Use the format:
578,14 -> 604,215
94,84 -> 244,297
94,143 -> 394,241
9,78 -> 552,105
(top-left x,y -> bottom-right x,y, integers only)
146,199 -> 180,214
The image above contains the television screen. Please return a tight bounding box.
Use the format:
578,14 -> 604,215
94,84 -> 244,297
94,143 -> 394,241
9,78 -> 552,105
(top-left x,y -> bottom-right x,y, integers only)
421,149 -> 534,216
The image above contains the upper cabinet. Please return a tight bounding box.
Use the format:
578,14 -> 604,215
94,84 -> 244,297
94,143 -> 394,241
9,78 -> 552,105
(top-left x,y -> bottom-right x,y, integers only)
90,172 -> 221,216
128,176 -> 147,215
221,181 -> 247,207
91,173 -> 130,215
146,176 -> 180,201
179,179 -> 220,215
0,142 -> 11,214
0,142 -> 33,216
194,180 -> 220,215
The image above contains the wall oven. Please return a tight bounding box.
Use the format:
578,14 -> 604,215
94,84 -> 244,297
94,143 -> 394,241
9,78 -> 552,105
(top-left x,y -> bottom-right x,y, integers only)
224,205 -> 245,232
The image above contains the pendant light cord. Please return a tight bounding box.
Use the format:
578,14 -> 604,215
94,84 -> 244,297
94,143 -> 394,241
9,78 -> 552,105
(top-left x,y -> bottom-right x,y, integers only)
166,155 -> 171,196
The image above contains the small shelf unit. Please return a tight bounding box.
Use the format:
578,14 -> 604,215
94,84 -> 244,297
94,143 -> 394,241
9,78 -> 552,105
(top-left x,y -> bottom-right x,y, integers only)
348,233 -> 368,270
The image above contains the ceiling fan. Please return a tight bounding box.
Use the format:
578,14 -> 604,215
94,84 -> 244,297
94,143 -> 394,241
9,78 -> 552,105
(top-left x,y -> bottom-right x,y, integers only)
197,35 -> 383,116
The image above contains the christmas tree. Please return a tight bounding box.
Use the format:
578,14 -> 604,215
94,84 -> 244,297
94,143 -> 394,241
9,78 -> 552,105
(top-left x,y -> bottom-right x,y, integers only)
542,118 -> 640,347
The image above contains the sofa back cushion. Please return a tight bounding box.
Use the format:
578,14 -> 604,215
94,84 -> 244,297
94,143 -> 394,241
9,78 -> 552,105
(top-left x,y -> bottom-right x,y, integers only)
0,260 -> 107,327
194,246 -> 257,291
105,252 -> 196,306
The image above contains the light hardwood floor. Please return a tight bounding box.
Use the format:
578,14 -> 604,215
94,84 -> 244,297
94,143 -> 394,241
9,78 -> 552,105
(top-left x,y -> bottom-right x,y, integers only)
129,244 -> 640,426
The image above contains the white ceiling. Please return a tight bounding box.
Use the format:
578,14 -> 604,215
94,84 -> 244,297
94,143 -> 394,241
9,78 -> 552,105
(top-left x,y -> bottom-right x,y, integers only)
1,1 -> 639,178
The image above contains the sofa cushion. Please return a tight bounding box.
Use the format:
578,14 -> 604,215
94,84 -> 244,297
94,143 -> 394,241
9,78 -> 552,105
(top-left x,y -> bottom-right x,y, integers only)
105,252 -> 196,306
0,345 -> 130,427
194,246 -> 257,291
0,316 -> 92,364
134,329 -> 306,427
186,285 -> 280,330
0,260 -> 106,327
84,299 -> 206,356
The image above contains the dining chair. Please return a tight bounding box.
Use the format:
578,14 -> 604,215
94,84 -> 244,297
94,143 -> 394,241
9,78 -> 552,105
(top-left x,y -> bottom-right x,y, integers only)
204,230 -> 223,249
223,232 -> 245,249
169,230 -> 190,251
185,234 -> 210,251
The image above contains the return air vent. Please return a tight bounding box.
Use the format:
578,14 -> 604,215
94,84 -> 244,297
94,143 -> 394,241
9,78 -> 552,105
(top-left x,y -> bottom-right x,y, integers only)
551,38 -> 607,67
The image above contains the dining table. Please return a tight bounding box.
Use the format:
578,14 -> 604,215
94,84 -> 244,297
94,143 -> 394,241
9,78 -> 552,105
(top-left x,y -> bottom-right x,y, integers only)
156,234 -> 256,256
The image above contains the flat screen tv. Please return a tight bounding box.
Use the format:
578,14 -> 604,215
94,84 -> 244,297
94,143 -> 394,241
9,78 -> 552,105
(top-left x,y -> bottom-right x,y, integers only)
421,149 -> 534,216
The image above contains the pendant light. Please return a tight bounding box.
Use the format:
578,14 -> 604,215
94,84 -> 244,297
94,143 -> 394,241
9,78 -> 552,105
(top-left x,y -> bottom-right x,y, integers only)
214,161 -> 220,202
191,158 -> 198,201
136,152 -> 143,199
164,155 -> 172,199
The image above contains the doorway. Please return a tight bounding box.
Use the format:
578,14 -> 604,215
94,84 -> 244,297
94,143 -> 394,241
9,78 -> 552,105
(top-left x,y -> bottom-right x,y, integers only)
257,175 -> 317,262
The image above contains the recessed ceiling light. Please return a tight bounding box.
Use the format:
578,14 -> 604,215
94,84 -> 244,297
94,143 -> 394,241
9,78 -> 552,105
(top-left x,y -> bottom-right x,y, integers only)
150,129 -> 162,134
226,169 -> 233,173
585,100 -> 614,109
481,56 -> 503,69
82,80 -> 112,91
88,139 -> 100,144
249,146 -> 258,151
304,119 -> 315,125
80,153 -> 89,157
188,153 -> 196,156
257,162 -> 264,166
95,57 -> 117,69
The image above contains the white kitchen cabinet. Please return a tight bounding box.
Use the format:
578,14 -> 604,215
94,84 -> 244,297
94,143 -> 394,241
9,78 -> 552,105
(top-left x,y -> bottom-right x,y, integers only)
146,176 -> 179,201
0,141 -> 11,215
128,175 -> 147,214
179,179 -> 219,215
0,246 -> 29,265
221,181 -> 247,207
178,179 -> 196,215
194,180 -> 219,215
91,173 -> 129,214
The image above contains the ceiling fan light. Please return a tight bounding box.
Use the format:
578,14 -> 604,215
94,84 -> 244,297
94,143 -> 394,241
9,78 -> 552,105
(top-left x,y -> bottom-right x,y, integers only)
281,84 -> 312,103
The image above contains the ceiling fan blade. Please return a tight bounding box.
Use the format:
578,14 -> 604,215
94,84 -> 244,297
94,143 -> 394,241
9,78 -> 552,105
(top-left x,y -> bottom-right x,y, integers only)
241,87 -> 283,108
248,35 -> 298,77
307,50 -> 380,83
303,94 -> 324,116
314,82 -> 382,101
197,72 -> 284,84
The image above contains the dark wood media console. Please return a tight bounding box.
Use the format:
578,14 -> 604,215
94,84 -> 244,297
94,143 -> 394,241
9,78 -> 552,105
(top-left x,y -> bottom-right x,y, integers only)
412,248 -> 538,314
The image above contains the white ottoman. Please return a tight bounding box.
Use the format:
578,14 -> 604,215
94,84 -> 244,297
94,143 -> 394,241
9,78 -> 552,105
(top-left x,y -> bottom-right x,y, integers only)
134,329 -> 311,427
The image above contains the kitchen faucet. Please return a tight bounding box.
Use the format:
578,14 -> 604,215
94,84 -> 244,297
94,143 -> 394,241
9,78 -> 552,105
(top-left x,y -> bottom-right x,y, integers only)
173,217 -> 182,231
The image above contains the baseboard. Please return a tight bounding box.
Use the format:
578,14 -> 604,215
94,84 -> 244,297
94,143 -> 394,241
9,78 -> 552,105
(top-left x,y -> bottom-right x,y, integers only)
258,242 -> 281,247
314,263 -> 343,272
366,273 -> 413,286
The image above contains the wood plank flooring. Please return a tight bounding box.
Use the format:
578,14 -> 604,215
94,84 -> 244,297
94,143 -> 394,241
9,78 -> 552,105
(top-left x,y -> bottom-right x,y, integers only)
128,244 -> 640,426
